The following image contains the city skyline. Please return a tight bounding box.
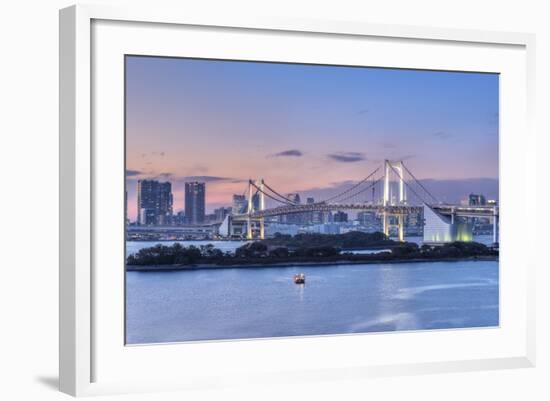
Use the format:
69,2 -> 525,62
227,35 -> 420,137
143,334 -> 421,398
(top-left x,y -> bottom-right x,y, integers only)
126,56 -> 499,221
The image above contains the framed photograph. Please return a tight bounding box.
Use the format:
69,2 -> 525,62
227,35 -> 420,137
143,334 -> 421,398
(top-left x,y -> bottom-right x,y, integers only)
60,4 -> 536,396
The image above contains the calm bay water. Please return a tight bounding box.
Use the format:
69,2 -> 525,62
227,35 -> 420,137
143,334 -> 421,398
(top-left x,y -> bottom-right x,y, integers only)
125,260 -> 499,344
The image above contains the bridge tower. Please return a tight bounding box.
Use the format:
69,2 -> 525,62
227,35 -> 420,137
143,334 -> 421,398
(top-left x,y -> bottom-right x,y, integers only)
259,179 -> 266,240
247,180 -> 253,240
492,205 -> 499,245
383,160 -> 406,205
246,179 -> 266,240
382,160 -> 407,241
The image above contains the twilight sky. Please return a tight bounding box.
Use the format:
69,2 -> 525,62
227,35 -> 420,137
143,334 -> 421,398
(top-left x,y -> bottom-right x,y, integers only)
126,56 -> 499,220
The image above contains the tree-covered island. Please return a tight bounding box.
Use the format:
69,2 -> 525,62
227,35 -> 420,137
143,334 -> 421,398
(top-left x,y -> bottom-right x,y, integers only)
126,231 -> 498,271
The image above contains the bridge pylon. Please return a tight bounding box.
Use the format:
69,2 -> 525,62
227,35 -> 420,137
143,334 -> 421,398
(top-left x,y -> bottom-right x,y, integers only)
382,160 -> 407,241
247,179 -> 253,240
246,178 -> 266,240
383,160 -> 406,206
259,179 -> 265,240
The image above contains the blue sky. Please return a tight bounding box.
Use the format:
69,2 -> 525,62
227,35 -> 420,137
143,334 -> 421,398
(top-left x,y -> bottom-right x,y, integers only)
126,56 -> 499,217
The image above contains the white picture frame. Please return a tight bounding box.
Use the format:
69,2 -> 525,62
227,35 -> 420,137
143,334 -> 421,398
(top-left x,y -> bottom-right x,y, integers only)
59,4 -> 536,397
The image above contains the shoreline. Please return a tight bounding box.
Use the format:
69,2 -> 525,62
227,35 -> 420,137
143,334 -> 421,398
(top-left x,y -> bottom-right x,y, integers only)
126,256 -> 498,272
126,240 -> 400,250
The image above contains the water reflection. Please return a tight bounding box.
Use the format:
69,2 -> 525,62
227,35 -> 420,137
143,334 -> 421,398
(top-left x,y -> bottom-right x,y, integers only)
126,260 -> 499,344
296,282 -> 305,302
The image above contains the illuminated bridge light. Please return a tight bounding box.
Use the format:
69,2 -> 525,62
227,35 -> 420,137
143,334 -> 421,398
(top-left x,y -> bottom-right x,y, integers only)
221,160 -> 497,243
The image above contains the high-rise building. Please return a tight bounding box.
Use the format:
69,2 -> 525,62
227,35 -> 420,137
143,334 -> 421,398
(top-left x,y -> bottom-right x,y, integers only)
137,180 -> 173,225
158,182 -> 173,225
357,211 -> 381,229
284,193 -> 302,224
232,194 -> 247,215
137,180 -> 157,225
305,197 -> 319,224
174,211 -> 186,226
287,193 -> 301,204
252,193 -> 261,212
469,193 -> 487,206
185,182 -> 206,224
333,211 -> 348,223
406,210 -> 423,234
312,212 -> 323,224
204,213 -> 217,224
139,208 -> 157,226
214,206 -> 231,222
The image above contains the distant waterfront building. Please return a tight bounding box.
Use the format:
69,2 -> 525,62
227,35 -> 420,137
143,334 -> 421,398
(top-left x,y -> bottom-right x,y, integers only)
265,223 -> 299,237
333,211 -> 348,223
158,182 -> 173,225
252,193 -> 261,212
137,180 -> 173,225
423,205 -> 472,243
214,206 -> 231,222
205,213 -> 217,224
139,208 -> 157,226
314,223 -> 340,235
322,211 -> 332,224
185,182 -> 206,224
357,211 -> 371,224
468,193 -> 487,206
137,180 -> 157,225
357,211 -> 381,231
305,197 -> 320,224
311,211 -> 323,225
405,210 -> 424,235
287,193 -> 301,204
283,193 -> 301,224
232,194 -> 247,215
174,211 -> 185,226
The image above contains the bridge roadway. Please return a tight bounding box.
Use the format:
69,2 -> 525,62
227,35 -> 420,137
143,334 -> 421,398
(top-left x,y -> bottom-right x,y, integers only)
430,204 -> 498,218
232,203 -> 498,220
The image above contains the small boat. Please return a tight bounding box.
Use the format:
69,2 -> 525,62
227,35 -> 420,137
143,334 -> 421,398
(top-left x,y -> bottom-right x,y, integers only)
293,273 -> 306,284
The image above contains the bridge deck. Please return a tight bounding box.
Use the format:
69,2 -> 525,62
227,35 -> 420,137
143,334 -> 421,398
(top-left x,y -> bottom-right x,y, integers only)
233,203 -> 497,220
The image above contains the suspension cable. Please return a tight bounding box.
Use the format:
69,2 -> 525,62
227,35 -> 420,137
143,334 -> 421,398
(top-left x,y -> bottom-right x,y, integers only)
249,181 -> 295,206
319,166 -> 381,203
262,181 -> 298,205
387,163 -> 430,205
334,176 -> 383,203
401,162 -> 439,204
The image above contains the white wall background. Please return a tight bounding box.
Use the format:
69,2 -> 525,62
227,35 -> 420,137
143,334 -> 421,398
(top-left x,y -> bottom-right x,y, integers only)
0,0 -> 547,399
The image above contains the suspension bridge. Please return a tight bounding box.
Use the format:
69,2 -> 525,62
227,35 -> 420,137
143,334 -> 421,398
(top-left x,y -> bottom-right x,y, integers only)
219,159 -> 499,244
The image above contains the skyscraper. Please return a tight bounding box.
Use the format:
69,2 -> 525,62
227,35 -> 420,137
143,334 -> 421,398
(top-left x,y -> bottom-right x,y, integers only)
284,193 -> 302,224
469,193 -> 487,206
214,206 -> 231,222
287,193 -> 301,204
158,182 -> 173,225
185,182 -> 206,224
333,211 -> 348,223
252,192 -> 261,212
232,194 -> 247,215
305,197 -> 319,224
137,180 -> 156,225
137,180 -> 174,225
